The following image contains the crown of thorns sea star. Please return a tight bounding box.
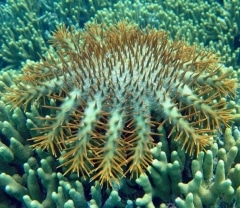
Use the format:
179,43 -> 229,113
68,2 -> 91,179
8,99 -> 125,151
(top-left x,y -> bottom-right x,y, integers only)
4,22 -> 236,186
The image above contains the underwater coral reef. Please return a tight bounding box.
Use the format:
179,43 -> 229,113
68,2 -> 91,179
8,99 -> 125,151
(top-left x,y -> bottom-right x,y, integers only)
0,0 -> 240,208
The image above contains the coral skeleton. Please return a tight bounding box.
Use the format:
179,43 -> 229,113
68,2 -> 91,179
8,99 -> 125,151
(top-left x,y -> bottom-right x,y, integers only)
3,22 -> 236,186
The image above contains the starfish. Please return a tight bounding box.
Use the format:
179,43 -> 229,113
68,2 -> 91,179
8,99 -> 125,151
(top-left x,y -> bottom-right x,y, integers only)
4,22 -> 236,186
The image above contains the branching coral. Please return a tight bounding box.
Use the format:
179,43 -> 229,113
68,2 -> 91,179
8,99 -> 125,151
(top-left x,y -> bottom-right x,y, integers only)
0,0 -> 118,70
3,22 -> 236,187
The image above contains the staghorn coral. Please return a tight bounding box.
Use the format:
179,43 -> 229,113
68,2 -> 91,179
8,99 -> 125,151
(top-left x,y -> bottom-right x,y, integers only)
3,22 -> 236,187
0,0 -> 117,70
136,128 -> 240,207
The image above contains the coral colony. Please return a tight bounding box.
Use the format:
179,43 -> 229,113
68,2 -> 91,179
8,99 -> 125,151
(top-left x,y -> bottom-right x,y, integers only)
4,22 -> 236,187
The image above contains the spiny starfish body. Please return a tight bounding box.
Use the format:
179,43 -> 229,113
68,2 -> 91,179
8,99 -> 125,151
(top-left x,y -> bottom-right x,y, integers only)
4,22 -> 236,186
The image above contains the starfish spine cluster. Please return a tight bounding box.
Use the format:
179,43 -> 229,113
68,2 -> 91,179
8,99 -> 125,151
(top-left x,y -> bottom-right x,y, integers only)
4,22 -> 236,186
